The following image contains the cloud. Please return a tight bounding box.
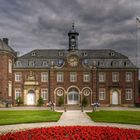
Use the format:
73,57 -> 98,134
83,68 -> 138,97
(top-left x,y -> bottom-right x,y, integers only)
0,0 -> 140,66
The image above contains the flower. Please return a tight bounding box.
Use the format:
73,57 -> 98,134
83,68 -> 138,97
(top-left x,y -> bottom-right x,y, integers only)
0,126 -> 140,140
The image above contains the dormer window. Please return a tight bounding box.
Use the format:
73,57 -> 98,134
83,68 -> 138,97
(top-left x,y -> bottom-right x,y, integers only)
31,52 -> 37,56
58,59 -> 63,66
83,52 -> 87,56
99,61 -> 104,67
16,61 -> 22,67
28,60 -> 35,66
124,61 -> 130,67
58,51 -> 64,57
109,52 -> 115,56
42,61 -> 48,67
84,59 -> 88,65
111,61 -> 119,67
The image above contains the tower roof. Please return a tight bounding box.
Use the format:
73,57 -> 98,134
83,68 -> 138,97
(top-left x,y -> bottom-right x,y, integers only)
68,23 -> 79,35
0,39 -> 16,56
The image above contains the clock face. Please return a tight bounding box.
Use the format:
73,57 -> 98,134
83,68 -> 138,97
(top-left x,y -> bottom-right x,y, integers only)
68,55 -> 79,67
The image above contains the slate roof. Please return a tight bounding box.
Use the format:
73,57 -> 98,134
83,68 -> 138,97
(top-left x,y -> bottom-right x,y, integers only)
14,49 -> 137,69
0,39 -> 16,56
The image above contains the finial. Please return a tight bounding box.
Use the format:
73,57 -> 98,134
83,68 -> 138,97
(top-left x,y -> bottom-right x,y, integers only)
72,22 -> 75,29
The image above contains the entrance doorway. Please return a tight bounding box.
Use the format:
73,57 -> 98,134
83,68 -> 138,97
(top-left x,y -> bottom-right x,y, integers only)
67,88 -> 79,104
27,90 -> 35,105
112,91 -> 119,105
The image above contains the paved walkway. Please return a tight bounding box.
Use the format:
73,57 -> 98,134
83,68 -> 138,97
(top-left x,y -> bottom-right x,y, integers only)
0,110 -> 140,134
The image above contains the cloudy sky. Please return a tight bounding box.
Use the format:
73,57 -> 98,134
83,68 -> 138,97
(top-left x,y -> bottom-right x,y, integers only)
0,0 -> 140,65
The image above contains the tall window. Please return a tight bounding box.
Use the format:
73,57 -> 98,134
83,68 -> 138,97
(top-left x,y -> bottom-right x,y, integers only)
8,81 -> 12,96
126,72 -> 132,82
83,72 -> 90,82
9,59 -> 12,73
15,72 -> 21,82
70,72 -> 77,82
99,88 -> 106,100
99,72 -> 106,82
57,72 -> 63,82
112,72 -> 119,82
41,72 -> 48,82
125,89 -> 133,100
15,89 -> 21,99
41,89 -> 48,100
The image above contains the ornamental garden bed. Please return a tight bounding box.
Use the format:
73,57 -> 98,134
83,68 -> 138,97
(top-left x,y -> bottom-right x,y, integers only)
87,111 -> 140,125
0,126 -> 140,140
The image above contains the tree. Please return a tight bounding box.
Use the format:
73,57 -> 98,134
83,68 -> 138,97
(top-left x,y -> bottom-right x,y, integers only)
58,96 -> 64,106
82,96 -> 88,107
37,97 -> 44,106
16,96 -> 23,106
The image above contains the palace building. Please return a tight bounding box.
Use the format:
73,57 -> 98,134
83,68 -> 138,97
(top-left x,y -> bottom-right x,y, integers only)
0,25 -> 139,107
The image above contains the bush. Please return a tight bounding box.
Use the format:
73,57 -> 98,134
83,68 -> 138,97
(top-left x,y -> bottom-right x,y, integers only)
82,96 -> 88,107
16,96 -> 23,106
58,96 -> 64,106
37,97 -> 44,106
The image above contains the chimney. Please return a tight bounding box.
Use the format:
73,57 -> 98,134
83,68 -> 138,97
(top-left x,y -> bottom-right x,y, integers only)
3,38 -> 8,45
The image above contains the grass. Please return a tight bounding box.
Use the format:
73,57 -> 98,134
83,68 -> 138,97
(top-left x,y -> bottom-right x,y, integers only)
87,111 -> 140,125
0,110 -> 62,125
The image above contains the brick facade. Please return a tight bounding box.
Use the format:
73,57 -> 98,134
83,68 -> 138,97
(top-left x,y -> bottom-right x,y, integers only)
0,26 -> 139,107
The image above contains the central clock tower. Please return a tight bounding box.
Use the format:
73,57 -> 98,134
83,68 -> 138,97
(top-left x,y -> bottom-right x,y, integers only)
68,23 -> 79,51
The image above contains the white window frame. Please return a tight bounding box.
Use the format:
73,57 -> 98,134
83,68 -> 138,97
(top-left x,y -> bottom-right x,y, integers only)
41,72 -> 48,82
99,72 -> 106,82
9,59 -> 12,73
112,72 -> 119,82
15,88 -> 21,99
126,72 -> 132,82
83,72 -> 90,82
125,89 -> 133,100
41,89 -> 48,100
57,72 -> 64,82
70,72 -> 77,82
15,72 -> 21,82
99,88 -> 106,100
8,81 -> 12,96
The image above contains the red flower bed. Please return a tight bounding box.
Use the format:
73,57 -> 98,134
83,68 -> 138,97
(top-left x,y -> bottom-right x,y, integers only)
0,126 -> 140,140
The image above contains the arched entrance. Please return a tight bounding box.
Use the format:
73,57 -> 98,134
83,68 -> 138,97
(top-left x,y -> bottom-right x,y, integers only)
27,90 -> 35,105
111,91 -> 119,105
67,88 -> 79,104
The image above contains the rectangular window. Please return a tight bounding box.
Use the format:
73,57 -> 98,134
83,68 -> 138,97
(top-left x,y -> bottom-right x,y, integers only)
99,72 -> 106,82
83,72 -> 90,82
9,59 -> 12,73
15,72 -> 21,82
15,89 -> 21,99
70,72 -> 77,82
112,72 -> 119,82
41,72 -> 48,82
126,72 -> 132,82
8,81 -> 12,96
57,72 -> 63,82
125,89 -> 133,100
99,88 -> 106,100
41,89 -> 48,100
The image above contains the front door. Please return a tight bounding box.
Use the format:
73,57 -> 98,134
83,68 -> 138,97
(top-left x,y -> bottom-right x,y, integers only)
112,91 -> 119,105
27,91 -> 35,105
68,91 -> 79,104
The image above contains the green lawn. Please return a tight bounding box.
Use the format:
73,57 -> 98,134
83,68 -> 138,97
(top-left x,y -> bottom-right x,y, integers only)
87,111 -> 140,125
0,110 -> 62,125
